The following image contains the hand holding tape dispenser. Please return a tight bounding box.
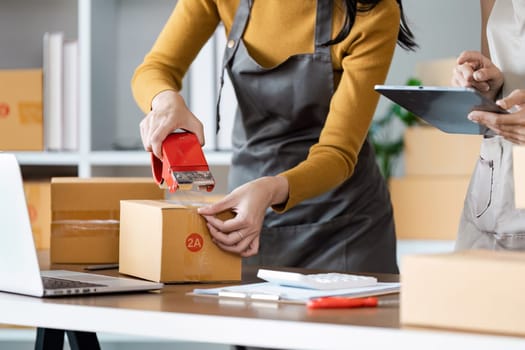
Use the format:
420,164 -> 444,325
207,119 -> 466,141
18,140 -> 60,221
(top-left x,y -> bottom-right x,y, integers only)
151,132 -> 215,192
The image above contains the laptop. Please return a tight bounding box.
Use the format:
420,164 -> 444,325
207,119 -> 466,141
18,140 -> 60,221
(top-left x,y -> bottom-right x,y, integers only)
0,153 -> 163,297
375,85 -> 508,135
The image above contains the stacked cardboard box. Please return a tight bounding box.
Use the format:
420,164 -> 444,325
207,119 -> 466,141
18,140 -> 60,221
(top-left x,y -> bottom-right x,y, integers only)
389,127 -> 481,240
0,69 -> 43,151
50,177 -> 165,264
389,58 -> 482,240
23,181 -> 51,250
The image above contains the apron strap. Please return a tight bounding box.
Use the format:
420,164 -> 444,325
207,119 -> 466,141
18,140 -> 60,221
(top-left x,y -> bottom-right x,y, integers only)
216,0 -> 332,132
216,0 -> 252,133
315,0 -> 333,55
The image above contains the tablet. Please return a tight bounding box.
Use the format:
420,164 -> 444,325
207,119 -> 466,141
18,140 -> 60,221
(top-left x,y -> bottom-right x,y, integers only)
374,85 -> 508,135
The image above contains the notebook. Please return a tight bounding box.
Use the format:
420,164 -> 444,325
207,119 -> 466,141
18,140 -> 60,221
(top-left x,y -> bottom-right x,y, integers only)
0,153 -> 163,297
375,85 -> 508,135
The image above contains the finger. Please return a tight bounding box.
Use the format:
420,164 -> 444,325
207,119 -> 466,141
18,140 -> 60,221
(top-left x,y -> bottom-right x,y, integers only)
202,214 -> 239,233
456,51 -> 483,67
468,110 -> 500,126
453,64 -> 475,87
240,237 -> 260,257
198,196 -> 236,216
206,222 -> 250,248
206,222 -> 234,244
213,240 -> 251,254
149,123 -> 174,160
495,125 -> 525,143
497,90 -> 525,110
210,227 -> 252,254
470,81 -> 490,92
139,118 -> 151,152
185,119 -> 206,146
496,131 -> 525,145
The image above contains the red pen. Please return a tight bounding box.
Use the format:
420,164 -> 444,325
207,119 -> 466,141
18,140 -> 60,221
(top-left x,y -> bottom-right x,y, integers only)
307,296 -> 398,309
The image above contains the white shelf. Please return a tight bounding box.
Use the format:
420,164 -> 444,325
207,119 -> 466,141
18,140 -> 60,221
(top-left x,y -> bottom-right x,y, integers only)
89,151 -> 232,167
2,0 -> 233,178
12,152 -> 81,166
12,150 -> 232,174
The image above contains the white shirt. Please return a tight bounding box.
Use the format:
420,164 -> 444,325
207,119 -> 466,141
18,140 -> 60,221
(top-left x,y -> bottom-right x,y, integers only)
487,0 -> 525,96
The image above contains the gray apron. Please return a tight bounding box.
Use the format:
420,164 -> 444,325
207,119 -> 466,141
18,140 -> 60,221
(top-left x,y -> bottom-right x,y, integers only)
219,0 -> 398,274
455,0 -> 525,251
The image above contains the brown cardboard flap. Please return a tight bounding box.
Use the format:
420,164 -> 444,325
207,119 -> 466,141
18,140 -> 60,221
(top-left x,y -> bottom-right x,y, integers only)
51,177 -> 165,212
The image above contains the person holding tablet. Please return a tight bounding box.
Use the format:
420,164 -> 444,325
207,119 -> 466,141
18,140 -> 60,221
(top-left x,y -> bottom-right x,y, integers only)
452,0 -> 525,250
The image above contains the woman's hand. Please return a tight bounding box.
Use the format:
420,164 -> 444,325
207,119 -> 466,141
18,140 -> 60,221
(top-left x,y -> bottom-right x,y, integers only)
139,90 -> 204,159
451,50 -> 504,101
197,176 -> 289,257
468,89 -> 525,145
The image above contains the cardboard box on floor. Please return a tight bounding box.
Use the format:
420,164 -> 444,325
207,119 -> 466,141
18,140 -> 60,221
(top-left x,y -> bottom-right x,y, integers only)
119,197 -> 241,283
389,176 -> 470,240
401,250 -> 525,337
50,178 -> 165,264
0,69 -> 43,151
404,127 -> 482,177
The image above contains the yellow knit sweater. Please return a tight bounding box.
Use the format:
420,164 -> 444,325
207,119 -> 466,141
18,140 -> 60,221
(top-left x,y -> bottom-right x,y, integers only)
132,0 -> 400,211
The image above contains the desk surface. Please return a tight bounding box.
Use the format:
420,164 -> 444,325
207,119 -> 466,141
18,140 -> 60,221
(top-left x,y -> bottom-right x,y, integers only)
0,251 -> 523,350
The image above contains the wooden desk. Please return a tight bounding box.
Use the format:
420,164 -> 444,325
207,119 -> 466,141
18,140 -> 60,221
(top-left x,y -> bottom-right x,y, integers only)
0,251 -> 523,350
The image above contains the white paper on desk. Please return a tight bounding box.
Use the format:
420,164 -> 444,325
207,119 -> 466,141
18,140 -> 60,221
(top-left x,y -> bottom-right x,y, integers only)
192,282 -> 400,303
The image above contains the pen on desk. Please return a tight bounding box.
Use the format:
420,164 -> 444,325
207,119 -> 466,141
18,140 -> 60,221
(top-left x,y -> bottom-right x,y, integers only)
84,264 -> 119,271
307,297 -> 399,309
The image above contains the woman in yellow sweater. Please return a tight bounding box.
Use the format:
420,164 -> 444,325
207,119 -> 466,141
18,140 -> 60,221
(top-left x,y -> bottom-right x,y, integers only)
132,0 -> 416,274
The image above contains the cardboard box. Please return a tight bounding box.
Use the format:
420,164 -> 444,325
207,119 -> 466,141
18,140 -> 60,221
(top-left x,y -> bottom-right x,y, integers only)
389,176 -> 471,240
119,198 -> 242,283
0,69 -> 43,151
404,127 -> 482,176
401,250 -> 525,337
51,177 -> 165,264
414,57 -> 456,86
23,181 -> 51,250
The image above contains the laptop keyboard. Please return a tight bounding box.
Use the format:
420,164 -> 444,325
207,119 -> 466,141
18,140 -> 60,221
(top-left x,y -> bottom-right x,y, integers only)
42,276 -> 105,290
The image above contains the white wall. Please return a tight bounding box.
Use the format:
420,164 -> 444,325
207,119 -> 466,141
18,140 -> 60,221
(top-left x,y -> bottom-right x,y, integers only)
115,0 -> 482,153
384,0 -> 481,86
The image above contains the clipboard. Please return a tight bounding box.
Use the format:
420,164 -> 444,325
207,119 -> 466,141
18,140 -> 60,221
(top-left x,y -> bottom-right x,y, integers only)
375,85 -> 508,135
189,281 -> 400,304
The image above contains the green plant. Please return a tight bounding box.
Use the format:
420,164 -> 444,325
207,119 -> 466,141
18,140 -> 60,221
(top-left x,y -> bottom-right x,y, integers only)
368,78 -> 422,180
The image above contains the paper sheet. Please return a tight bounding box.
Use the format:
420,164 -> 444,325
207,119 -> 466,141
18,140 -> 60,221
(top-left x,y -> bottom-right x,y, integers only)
192,282 -> 400,303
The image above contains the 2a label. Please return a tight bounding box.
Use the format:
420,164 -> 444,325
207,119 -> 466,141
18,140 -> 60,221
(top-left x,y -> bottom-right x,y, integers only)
186,233 -> 204,252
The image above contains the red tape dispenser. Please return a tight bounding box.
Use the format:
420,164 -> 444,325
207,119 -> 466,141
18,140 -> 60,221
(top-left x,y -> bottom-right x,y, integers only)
151,132 -> 215,193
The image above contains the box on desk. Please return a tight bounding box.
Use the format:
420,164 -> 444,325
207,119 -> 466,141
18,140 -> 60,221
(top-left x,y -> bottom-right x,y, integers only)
119,197 -> 242,283
401,250 -> 525,337
50,177 -> 165,264
0,69 -> 43,151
